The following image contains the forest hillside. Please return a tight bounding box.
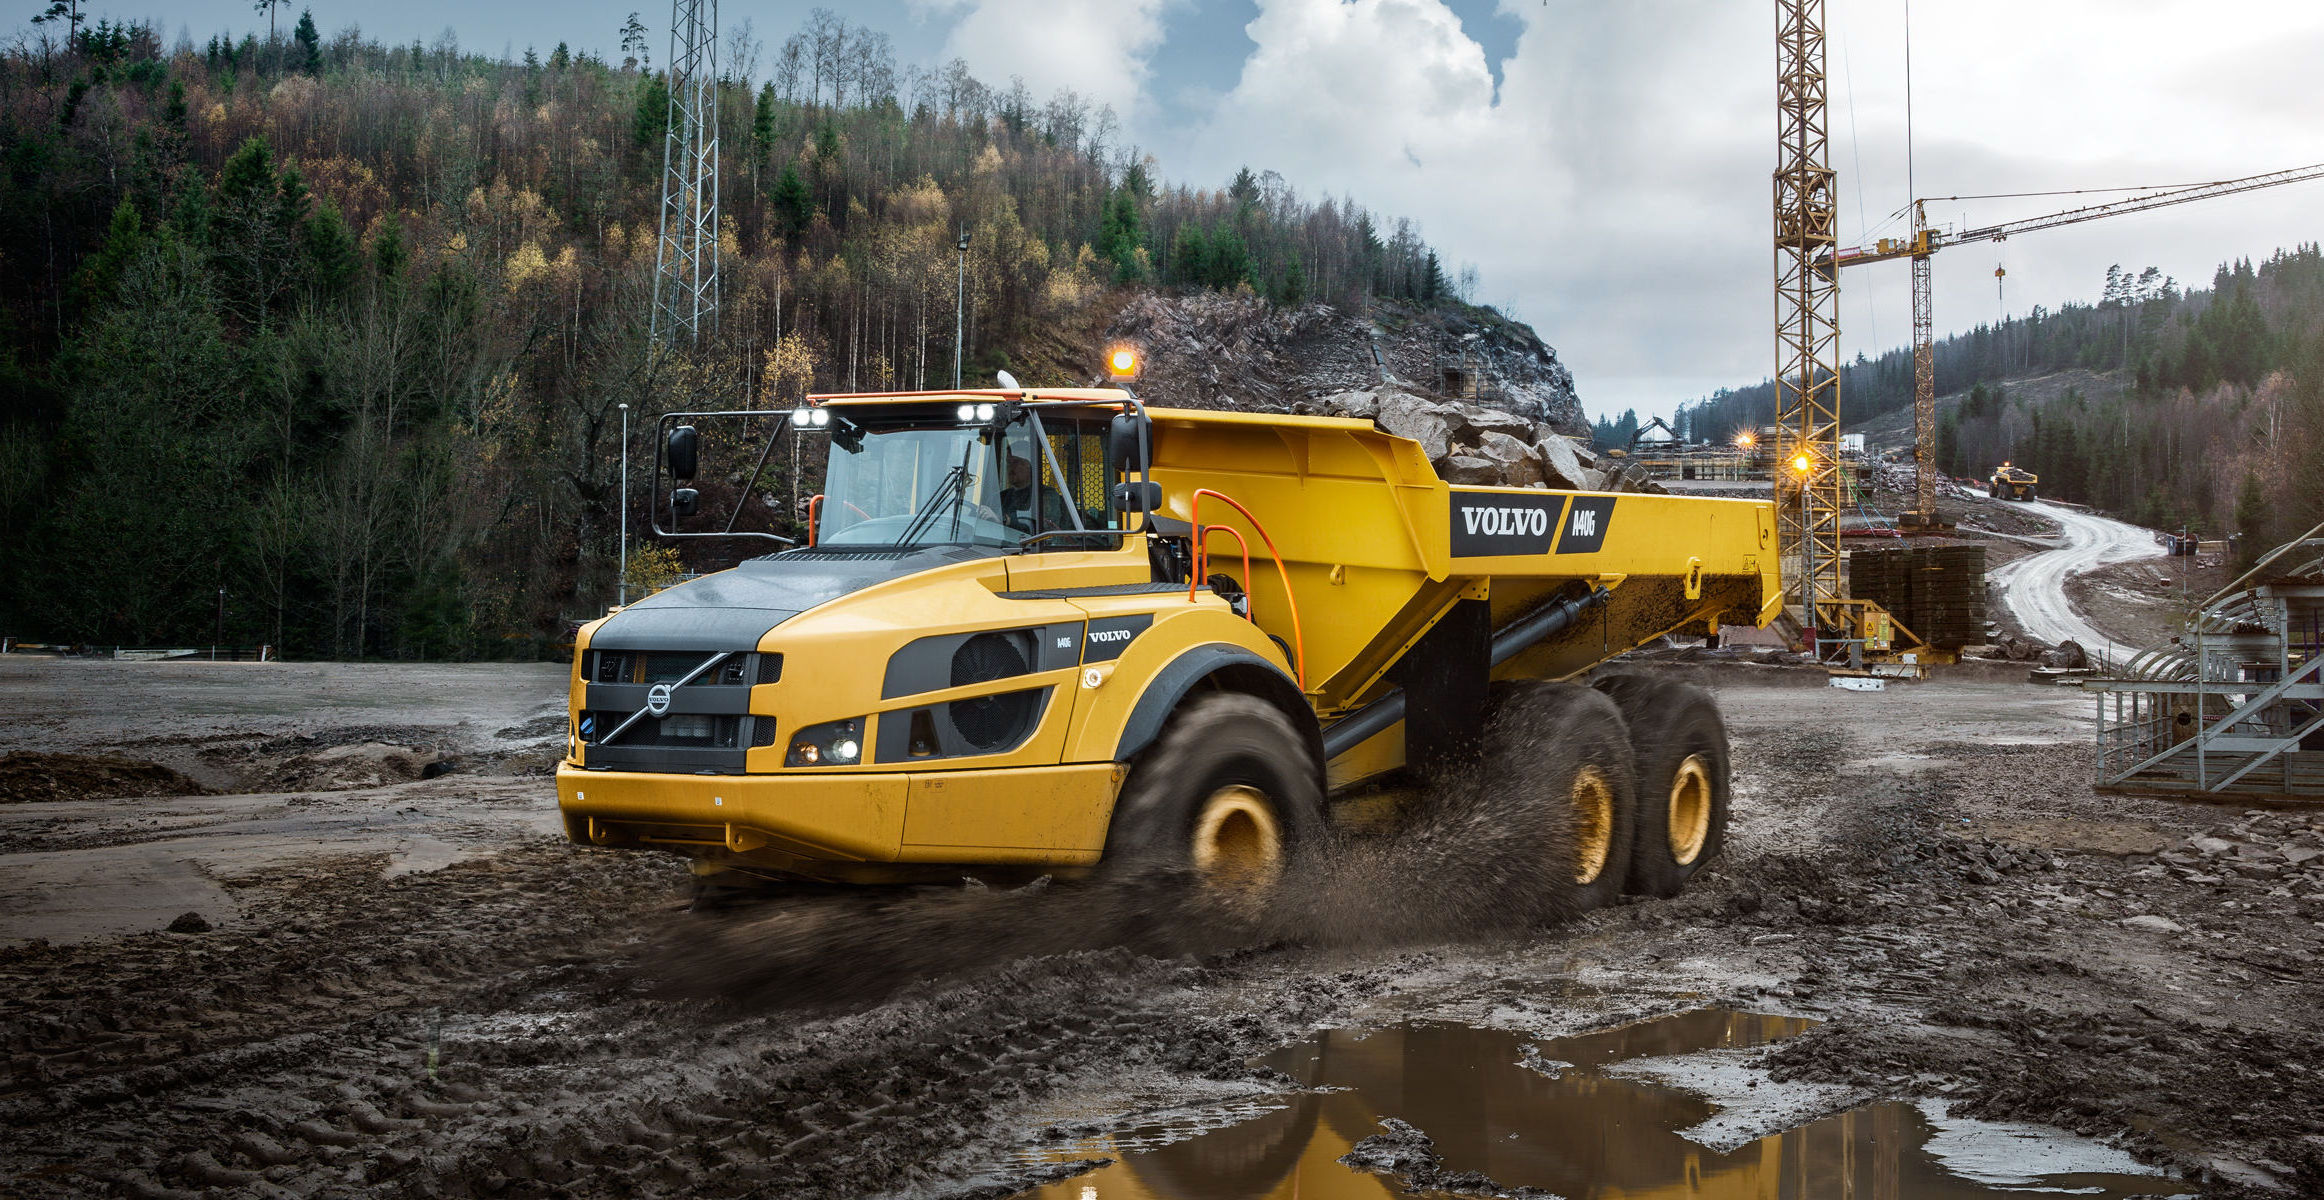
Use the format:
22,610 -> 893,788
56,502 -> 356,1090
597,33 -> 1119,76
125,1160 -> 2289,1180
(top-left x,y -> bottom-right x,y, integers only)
0,9 -> 1525,658
1664,248 -> 2324,545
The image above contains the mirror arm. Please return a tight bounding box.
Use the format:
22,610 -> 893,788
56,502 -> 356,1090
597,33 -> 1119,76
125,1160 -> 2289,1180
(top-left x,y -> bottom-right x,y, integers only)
649,409 -> 800,545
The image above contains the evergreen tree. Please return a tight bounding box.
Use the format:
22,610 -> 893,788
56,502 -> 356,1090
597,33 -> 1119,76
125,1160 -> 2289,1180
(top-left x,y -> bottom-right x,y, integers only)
1095,184 -> 1144,282
1169,224 -> 1207,286
370,211 -> 406,284
303,200 -> 358,301
1275,252 -> 1305,306
752,82 -> 778,160
1207,226 -> 1249,289
769,162 -> 813,236
633,72 -> 668,148
292,8 -> 320,73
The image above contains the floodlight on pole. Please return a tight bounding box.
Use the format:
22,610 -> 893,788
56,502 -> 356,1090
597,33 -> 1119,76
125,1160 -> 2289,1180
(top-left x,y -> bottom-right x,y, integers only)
618,402 -> 631,607
953,230 -> 970,390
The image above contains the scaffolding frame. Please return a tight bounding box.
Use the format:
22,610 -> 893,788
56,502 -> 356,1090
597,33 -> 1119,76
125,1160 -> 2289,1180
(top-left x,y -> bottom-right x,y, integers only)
2092,527 -> 2324,801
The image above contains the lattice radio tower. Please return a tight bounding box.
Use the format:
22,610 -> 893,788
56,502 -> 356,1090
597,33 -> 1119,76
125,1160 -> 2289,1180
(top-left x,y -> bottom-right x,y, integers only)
1772,0 -> 1843,616
650,0 -> 720,344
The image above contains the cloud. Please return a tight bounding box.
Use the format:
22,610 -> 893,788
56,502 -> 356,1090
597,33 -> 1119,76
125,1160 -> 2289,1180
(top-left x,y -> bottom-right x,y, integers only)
1166,0 -> 2324,421
915,0 -> 1171,122
1172,0 -> 1766,417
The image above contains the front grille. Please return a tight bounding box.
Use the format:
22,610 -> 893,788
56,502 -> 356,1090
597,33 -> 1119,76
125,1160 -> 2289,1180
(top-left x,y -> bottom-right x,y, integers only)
587,650 -> 779,687
580,711 -> 748,749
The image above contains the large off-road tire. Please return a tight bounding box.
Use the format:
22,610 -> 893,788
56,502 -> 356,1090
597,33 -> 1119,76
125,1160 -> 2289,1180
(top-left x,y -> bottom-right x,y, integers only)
1103,691 -> 1326,905
1592,674 -> 1731,897
1481,682 -> 1639,913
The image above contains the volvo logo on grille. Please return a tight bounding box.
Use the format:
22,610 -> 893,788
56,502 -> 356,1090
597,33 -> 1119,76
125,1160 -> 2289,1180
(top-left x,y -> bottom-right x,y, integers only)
645,682 -> 674,717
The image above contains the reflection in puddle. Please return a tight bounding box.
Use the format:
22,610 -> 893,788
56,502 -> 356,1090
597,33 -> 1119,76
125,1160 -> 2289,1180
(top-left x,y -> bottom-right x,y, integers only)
1013,1009 -> 2185,1199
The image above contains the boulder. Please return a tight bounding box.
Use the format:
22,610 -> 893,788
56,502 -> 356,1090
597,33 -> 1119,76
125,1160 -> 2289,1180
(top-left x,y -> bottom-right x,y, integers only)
1474,431 -> 1545,487
1533,434 -> 1596,491
1316,389 -> 1380,421
1449,402 -> 1535,442
1438,455 -> 1507,485
1375,392 -> 1457,461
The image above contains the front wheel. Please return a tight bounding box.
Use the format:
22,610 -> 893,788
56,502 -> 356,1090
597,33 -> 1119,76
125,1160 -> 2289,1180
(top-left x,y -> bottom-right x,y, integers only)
1592,675 -> 1732,897
1103,692 -> 1325,906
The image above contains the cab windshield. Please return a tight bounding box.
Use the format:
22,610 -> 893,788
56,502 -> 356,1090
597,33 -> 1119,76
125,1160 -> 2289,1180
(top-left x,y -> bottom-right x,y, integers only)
815,409 -> 1121,549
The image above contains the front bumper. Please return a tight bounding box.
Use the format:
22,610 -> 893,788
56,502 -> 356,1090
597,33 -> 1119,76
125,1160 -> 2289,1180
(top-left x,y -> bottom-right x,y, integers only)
556,761 -> 1123,875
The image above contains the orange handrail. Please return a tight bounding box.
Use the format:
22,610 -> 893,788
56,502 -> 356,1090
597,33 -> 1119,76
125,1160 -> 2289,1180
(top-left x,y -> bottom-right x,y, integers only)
1188,488 -> 1308,691
1194,524 -> 1252,610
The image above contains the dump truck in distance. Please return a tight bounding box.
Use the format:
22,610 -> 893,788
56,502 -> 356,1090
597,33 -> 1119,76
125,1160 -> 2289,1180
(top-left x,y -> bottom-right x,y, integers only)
557,384 -> 1781,909
1989,462 -> 2038,501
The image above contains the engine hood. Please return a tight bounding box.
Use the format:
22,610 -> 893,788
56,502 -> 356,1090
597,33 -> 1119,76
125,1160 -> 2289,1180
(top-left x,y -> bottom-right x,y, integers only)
589,545 -> 1001,651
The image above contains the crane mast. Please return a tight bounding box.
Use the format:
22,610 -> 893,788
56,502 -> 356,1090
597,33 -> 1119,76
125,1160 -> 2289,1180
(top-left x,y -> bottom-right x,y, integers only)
1772,0 -> 1844,624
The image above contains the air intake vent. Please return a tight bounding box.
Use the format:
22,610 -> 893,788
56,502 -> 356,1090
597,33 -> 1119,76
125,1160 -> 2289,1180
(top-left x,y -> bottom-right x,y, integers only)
950,634 -> 1037,751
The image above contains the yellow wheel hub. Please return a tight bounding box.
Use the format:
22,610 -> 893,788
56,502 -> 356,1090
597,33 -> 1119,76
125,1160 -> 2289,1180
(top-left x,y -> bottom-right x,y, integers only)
1667,754 -> 1713,865
1191,785 -> 1283,893
1570,767 -> 1615,885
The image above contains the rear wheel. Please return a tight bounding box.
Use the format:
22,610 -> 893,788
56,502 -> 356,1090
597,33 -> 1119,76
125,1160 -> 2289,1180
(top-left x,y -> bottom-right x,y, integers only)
1592,675 -> 1732,897
1104,692 -> 1325,906
1481,682 -> 1639,913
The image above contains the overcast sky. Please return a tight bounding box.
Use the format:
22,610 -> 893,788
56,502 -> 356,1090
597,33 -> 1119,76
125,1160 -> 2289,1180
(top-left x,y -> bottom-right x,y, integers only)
69,0 -> 2324,423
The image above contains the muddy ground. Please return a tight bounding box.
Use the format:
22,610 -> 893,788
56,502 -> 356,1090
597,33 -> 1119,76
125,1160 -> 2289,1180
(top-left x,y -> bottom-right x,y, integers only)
2,657 -> 2320,1198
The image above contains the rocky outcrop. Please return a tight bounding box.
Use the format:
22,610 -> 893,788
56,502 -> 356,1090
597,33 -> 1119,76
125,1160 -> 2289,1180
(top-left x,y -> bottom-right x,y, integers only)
1101,292 -> 1585,438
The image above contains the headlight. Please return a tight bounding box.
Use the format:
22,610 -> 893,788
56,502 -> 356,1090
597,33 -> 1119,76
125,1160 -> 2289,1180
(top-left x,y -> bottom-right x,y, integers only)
787,717 -> 865,767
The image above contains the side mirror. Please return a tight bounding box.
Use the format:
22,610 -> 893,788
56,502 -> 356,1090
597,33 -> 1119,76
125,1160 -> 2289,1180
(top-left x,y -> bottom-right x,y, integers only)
807,494 -> 824,547
671,487 -> 699,518
668,425 -> 699,482
1108,412 -> 1147,473
1112,481 -> 1162,513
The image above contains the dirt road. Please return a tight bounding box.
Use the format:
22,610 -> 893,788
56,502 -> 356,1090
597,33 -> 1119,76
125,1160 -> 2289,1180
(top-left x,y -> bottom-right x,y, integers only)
4,658 -> 2321,1198
1988,500 -> 2166,663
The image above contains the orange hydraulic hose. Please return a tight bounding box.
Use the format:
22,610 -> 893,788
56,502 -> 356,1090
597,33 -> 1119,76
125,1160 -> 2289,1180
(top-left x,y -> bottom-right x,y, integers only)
1188,488 -> 1308,691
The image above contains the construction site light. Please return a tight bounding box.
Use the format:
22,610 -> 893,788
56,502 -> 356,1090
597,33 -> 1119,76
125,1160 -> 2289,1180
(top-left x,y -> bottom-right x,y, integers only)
1791,453 -> 1812,474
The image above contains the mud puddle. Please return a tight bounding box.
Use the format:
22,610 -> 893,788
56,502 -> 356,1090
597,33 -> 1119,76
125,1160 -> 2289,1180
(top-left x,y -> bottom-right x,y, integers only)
1010,1009 -> 2186,1199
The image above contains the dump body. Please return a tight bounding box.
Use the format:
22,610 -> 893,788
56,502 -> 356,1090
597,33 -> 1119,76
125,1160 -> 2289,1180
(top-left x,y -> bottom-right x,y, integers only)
556,391 -> 1779,881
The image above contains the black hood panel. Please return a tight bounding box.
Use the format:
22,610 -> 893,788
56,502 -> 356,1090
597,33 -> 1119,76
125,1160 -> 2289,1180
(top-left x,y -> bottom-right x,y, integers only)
590,545 -> 999,652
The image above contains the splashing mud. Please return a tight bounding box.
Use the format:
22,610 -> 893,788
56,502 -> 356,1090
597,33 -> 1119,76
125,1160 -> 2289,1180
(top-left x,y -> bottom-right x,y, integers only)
649,747 -> 1588,1010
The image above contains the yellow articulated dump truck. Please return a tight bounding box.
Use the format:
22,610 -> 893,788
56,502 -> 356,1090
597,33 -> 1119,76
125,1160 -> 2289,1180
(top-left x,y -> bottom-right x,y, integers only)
1989,462 -> 2038,501
558,378 -> 1780,909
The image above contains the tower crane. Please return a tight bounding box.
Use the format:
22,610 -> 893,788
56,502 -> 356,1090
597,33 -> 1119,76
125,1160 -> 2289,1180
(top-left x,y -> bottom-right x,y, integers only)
1832,166 -> 2324,526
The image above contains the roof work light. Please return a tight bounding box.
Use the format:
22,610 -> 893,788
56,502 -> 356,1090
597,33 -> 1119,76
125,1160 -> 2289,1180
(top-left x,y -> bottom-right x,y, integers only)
1106,346 -> 1139,379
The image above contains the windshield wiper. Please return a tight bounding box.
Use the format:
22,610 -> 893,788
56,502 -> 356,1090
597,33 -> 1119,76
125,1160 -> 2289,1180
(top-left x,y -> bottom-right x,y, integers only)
892,464 -> 968,548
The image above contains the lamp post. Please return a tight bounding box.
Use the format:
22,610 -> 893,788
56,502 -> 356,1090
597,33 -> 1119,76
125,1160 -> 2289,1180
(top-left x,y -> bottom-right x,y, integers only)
953,230 -> 970,389
214,587 -> 225,659
617,402 -> 631,608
